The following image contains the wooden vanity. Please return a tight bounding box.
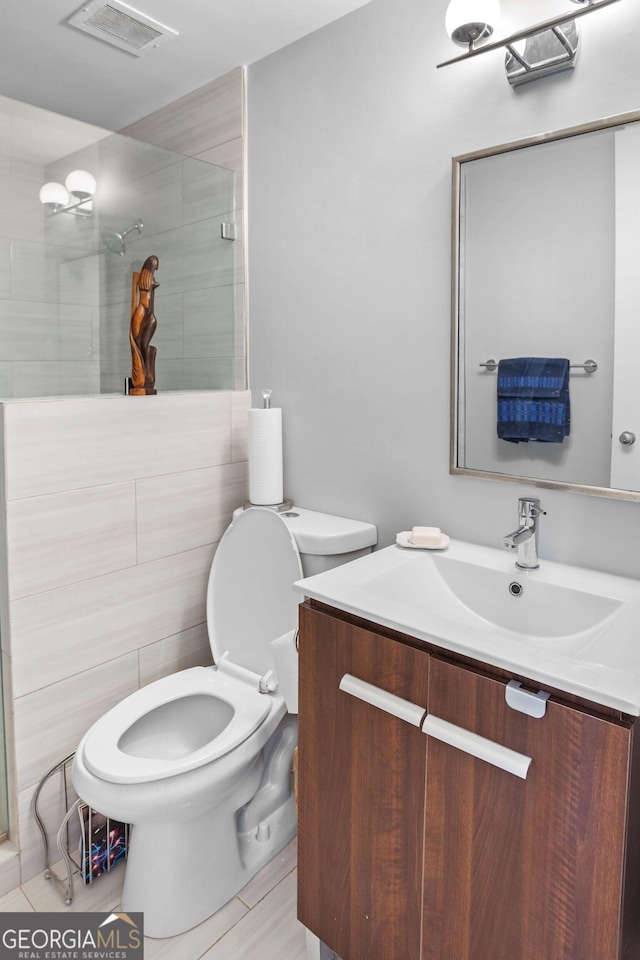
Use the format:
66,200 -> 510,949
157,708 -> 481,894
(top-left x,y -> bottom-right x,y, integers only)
297,599 -> 640,960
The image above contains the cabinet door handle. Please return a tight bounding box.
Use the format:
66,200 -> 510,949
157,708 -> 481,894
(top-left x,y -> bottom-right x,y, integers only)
422,715 -> 532,780
339,674 -> 426,727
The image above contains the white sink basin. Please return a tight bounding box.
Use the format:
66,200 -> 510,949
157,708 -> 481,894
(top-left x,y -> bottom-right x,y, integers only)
295,539 -> 640,714
357,547 -> 623,653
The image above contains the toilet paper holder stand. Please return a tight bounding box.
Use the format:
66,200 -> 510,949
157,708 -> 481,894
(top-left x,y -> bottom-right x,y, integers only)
244,498 -> 294,513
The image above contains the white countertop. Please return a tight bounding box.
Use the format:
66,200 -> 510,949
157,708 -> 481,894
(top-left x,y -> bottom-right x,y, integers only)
294,539 -> 640,716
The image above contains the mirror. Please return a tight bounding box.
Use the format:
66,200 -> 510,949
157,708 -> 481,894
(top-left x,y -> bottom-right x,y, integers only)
451,109 -> 640,501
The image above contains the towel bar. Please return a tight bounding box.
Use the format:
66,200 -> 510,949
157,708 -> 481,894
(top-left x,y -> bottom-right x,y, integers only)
480,358 -> 597,373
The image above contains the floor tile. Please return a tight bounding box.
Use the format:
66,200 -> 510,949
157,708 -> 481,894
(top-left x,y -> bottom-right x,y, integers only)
200,871 -> 306,960
144,896 -> 248,960
238,837 -> 297,909
0,887 -> 34,911
21,857 -> 124,913
0,843 -> 306,960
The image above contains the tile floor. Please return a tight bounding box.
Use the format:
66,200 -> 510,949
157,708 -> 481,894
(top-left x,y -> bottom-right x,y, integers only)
0,838 -> 307,959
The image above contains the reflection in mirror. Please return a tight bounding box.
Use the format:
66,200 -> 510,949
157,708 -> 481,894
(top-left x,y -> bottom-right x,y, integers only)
0,94 -> 241,398
451,110 -> 640,501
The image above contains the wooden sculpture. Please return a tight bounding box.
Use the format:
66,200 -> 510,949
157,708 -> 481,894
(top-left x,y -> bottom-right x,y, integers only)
129,255 -> 159,396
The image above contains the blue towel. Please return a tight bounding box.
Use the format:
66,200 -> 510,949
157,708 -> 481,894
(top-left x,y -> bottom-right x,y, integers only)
497,358 -> 570,444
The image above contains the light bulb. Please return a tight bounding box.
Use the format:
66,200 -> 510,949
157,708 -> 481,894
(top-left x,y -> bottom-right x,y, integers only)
39,181 -> 70,211
445,0 -> 501,47
64,169 -> 97,200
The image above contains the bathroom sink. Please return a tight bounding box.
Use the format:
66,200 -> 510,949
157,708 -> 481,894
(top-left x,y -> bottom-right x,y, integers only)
355,546 -> 623,652
294,538 -> 640,714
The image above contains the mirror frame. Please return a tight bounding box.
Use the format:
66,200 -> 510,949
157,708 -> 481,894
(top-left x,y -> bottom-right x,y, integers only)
450,108 -> 640,502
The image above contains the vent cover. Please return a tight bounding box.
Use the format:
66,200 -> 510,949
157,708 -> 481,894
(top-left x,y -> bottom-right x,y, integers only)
67,0 -> 178,56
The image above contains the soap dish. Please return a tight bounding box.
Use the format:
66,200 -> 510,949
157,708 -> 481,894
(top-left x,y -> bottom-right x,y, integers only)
396,531 -> 450,550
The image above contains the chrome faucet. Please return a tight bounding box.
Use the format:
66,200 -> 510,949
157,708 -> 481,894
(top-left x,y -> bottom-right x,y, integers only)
503,497 -> 546,570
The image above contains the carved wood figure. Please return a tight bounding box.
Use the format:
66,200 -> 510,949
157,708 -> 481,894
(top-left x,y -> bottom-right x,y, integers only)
129,255 -> 159,396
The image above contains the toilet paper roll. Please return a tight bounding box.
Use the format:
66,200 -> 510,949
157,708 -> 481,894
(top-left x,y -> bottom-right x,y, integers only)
270,630 -> 298,713
249,407 -> 283,505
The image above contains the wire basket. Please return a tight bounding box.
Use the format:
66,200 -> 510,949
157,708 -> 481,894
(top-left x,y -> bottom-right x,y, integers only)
32,752 -> 129,905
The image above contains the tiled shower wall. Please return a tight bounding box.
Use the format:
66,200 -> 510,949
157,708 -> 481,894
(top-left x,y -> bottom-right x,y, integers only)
0,64 -> 245,399
0,390 -> 251,889
98,157 -> 239,393
120,67 -> 246,393
0,96 -> 101,396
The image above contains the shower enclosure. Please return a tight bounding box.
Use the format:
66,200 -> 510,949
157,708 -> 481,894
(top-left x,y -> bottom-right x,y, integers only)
0,93 -> 241,397
0,655 -> 7,840
0,93 -> 243,841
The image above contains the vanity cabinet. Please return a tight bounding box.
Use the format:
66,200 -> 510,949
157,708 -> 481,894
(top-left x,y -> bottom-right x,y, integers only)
297,601 -> 429,960
424,655 -> 633,960
297,601 -> 640,960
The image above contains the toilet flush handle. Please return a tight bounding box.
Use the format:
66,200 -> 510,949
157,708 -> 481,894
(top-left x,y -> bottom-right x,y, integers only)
259,670 -> 278,694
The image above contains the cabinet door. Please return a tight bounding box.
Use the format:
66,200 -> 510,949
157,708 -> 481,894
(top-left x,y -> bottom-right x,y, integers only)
423,657 -> 632,960
297,603 -> 430,960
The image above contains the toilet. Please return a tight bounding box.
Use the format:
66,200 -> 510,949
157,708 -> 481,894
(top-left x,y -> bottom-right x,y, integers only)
72,505 -> 376,938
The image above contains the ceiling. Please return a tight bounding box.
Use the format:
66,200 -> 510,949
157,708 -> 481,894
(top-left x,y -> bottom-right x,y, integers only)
0,0 -> 373,131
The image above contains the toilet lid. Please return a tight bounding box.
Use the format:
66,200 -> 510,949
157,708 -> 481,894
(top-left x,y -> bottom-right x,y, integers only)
207,507 -> 303,676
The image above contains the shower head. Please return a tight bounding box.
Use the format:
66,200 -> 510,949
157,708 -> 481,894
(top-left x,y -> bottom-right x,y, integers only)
101,220 -> 143,256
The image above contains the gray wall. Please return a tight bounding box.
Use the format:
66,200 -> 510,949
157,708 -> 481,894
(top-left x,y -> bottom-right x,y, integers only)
247,0 -> 640,579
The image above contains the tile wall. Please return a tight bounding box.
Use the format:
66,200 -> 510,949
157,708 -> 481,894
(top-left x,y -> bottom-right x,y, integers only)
96,144 -> 239,394
0,64 -> 245,399
0,390 -> 251,888
121,67 -> 247,393
0,96 -> 101,396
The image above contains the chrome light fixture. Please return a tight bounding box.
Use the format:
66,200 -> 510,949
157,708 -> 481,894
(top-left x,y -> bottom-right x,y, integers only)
445,0 -> 502,50
505,19 -> 580,86
438,0 -> 623,82
39,169 -> 97,217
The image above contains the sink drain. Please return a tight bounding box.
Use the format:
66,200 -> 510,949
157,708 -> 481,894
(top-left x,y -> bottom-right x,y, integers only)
508,581 -> 524,597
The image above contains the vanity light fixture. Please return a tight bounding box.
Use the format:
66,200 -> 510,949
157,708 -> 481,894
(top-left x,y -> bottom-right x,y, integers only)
39,169 -> 97,217
438,0 -> 623,84
504,19 -> 581,87
444,0 -> 502,51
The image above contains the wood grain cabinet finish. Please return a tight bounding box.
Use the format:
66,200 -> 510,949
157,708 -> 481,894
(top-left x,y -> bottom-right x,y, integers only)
297,602 -> 429,960
424,656 -> 635,960
297,601 -> 640,960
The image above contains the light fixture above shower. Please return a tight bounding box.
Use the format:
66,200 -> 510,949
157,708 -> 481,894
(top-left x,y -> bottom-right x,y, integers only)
39,169 -> 97,217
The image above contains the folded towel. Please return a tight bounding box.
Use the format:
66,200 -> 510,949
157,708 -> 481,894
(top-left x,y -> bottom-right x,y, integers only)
497,357 -> 570,443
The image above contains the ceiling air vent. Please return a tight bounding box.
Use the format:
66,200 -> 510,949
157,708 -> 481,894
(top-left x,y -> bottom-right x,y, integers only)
66,0 -> 179,57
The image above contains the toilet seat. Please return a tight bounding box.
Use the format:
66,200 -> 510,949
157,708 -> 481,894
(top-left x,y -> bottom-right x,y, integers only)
207,506 -> 303,677
81,666 -> 273,784
81,508 -> 302,788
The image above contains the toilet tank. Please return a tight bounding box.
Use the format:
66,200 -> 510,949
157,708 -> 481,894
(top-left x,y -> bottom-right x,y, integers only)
279,507 -> 377,576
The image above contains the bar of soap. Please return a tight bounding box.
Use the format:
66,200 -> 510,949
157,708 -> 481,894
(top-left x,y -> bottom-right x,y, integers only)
410,526 -> 442,546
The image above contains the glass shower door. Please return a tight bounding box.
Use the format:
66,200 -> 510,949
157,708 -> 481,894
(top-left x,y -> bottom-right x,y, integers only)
0,654 -> 8,839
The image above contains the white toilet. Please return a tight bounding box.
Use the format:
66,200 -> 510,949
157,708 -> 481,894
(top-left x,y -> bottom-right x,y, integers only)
72,505 -> 376,938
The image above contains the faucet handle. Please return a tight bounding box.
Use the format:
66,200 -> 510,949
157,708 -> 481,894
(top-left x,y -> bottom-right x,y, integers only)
518,497 -> 546,518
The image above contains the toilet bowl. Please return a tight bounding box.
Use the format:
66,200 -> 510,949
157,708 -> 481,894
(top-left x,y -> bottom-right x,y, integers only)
72,504 -> 376,938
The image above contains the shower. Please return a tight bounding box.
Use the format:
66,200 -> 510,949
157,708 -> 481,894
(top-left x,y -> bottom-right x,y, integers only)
101,220 -> 143,256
